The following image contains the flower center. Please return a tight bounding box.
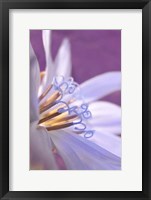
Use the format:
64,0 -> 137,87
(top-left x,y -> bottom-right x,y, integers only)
38,76 -> 94,138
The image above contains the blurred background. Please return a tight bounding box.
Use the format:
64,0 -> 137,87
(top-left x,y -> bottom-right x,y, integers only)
30,30 -> 121,105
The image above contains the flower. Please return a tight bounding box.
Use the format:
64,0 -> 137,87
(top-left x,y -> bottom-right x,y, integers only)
30,30 -> 121,170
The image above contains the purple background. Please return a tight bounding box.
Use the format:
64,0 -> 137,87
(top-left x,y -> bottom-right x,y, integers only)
30,30 -> 121,105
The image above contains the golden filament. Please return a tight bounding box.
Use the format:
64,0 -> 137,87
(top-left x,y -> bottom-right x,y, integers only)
39,91 -> 61,114
38,82 -> 79,131
46,122 -> 74,131
39,84 -> 53,101
40,71 -> 45,81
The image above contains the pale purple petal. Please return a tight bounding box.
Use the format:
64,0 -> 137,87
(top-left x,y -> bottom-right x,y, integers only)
87,130 -> 121,157
79,72 -> 121,103
89,101 -> 121,135
54,38 -> 72,78
51,130 -> 121,170
30,122 -> 58,170
39,30 -> 54,96
30,43 -> 40,122
42,30 -> 52,67
50,131 -> 88,170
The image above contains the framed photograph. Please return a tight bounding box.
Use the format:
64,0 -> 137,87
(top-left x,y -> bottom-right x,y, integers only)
0,0 -> 150,199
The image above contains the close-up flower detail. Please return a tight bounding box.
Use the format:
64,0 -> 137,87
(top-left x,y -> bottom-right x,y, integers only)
30,30 -> 121,170
38,75 -> 94,138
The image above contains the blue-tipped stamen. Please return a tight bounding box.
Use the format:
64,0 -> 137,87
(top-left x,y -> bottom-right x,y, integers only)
38,76 -> 94,138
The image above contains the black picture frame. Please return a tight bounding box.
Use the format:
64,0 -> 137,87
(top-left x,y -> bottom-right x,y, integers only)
0,0 -> 150,199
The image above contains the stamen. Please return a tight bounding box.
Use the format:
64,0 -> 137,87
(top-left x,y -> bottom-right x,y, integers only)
37,76 -> 94,138
40,112 -> 77,127
39,84 -> 53,102
38,109 -> 63,124
46,122 -> 74,131
84,130 -> 95,138
53,76 -> 78,95
40,71 -> 45,81
40,91 -> 61,113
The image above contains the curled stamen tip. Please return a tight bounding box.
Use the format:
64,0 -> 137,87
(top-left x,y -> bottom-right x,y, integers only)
84,130 -> 95,138
58,108 -> 65,113
38,75 -> 95,139
83,111 -> 92,119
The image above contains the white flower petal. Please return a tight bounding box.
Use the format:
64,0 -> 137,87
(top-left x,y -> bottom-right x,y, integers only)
30,122 -> 58,170
87,130 -> 121,157
38,30 -> 54,96
51,130 -> 121,170
42,30 -> 52,68
89,101 -> 121,135
30,43 -> 40,122
79,72 -> 121,103
54,38 -> 72,78
51,131 -> 89,170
